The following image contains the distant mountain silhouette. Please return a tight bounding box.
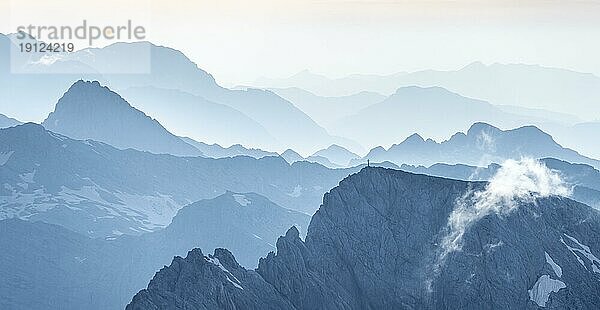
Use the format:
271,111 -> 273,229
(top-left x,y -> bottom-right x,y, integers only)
0,113 -> 21,128
332,86 -> 558,148
255,66 -> 600,157
357,122 -> 600,169
253,63 -> 600,121
119,87 -> 279,149
42,80 -> 201,156
548,121 -> 600,160
280,149 -> 305,164
270,87 -> 385,127
304,155 -> 340,169
181,137 -> 278,159
280,146 -> 363,168
1,35 -> 344,153
312,144 -> 360,167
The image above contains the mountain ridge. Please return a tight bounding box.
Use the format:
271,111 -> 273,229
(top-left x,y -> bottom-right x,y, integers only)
357,122 -> 600,169
42,80 -> 202,157
128,167 -> 600,309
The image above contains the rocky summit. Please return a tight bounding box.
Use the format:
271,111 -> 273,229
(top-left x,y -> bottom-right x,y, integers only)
128,167 -> 600,309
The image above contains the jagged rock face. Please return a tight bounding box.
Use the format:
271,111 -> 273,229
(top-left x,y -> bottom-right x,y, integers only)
259,168 -> 474,309
126,248 -> 294,310
258,168 -> 600,309
129,168 -> 600,309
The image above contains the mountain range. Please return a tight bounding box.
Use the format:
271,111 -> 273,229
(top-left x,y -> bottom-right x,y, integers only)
253,62 -> 600,121
0,113 -> 21,128
42,80 -> 202,157
4,33 -> 599,158
400,158 -> 600,210
4,121 -> 598,240
269,87 -> 386,127
256,67 -> 600,158
180,137 -> 278,159
358,122 -> 600,170
330,86 -> 560,148
0,34 -> 348,154
279,145 -> 360,168
128,167 -> 600,309
0,123 -> 353,238
119,86 -> 279,149
2,30 -> 600,310
0,191 -> 309,310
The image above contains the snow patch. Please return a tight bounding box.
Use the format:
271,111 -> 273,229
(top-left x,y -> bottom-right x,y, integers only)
0,151 -> 14,166
484,240 -> 504,253
48,131 -> 67,141
528,275 -> 566,307
545,252 -> 563,278
205,256 -> 244,290
232,194 -> 251,207
0,182 -> 182,235
561,234 -> 600,274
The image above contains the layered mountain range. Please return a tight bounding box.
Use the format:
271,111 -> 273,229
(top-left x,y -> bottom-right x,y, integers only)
260,70 -> 600,158
43,80 -> 202,157
399,158 -> 600,210
0,123 -> 350,237
0,113 -> 21,128
0,191 -> 309,310
254,62 -> 600,120
128,167 -> 600,309
358,122 -> 600,169
0,34 -> 348,154
2,29 -> 600,310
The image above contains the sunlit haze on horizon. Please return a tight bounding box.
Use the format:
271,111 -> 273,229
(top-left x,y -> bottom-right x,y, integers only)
2,0 -> 600,86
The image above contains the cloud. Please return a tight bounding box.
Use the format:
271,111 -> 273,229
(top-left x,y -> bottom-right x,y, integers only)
439,157 -> 571,262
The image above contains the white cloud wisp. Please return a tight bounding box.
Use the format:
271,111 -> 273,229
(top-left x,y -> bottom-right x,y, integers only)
439,158 -> 572,262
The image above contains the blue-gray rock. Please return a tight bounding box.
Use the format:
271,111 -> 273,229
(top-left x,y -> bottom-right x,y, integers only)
129,167 -> 600,309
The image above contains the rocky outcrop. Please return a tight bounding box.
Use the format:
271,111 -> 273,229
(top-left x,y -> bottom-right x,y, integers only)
126,248 -> 294,310
128,167 -> 600,309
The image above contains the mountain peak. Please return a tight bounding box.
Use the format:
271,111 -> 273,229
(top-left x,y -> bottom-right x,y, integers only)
0,114 -> 24,129
281,149 -> 304,164
52,80 -> 132,113
467,122 -> 501,136
42,81 -> 201,156
393,85 -> 450,96
1,122 -> 46,136
402,133 -> 425,144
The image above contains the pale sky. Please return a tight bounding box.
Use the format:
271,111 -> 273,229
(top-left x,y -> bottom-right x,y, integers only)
2,0 -> 600,86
